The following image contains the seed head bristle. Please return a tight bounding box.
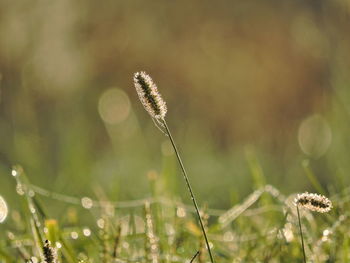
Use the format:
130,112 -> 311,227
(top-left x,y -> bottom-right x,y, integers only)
295,192 -> 332,213
43,240 -> 57,263
133,71 -> 167,119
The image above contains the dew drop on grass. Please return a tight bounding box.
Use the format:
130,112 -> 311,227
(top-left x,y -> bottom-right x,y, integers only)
56,242 -> 62,249
29,205 -> 36,214
28,190 -> 35,197
7,232 -> 14,240
81,197 -> 93,209
71,231 -> 79,240
322,229 -> 332,242
83,228 -> 91,237
176,207 -> 186,218
323,229 -> 331,236
97,218 -> 105,229
16,184 -> 25,196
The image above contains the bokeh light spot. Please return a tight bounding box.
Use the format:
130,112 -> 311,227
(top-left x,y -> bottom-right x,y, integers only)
298,114 -> 332,158
98,88 -> 131,125
0,196 -> 8,223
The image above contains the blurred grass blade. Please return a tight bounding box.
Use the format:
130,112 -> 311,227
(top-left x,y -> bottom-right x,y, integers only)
245,146 -> 266,189
302,160 -> 326,194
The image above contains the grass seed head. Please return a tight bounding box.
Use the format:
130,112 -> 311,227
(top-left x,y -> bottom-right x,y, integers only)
295,192 -> 332,213
43,240 -> 57,263
133,71 -> 167,120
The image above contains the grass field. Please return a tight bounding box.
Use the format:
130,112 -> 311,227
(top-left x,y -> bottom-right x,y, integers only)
0,163 -> 349,262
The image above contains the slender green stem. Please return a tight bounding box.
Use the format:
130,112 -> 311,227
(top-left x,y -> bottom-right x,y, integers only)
161,119 -> 215,263
190,251 -> 200,263
297,205 -> 307,263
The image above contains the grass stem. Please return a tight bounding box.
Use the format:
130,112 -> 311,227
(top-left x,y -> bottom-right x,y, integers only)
190,251 -> 200,263
161,119 -> 215,263
297,205 -> 307,263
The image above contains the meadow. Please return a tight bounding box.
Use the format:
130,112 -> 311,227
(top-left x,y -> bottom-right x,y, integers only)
1,0 -> 350,262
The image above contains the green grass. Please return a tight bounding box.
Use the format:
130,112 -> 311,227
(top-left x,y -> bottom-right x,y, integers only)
1,74 -> 350,262
0,164 -> 348,262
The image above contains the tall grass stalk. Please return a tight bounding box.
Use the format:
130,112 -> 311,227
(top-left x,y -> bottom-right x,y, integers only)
296,206 -> 307,263
133,72 -> 215,263
161,119 -> 215,263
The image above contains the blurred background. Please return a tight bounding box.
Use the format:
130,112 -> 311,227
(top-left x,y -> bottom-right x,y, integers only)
0,0 -> 350,216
